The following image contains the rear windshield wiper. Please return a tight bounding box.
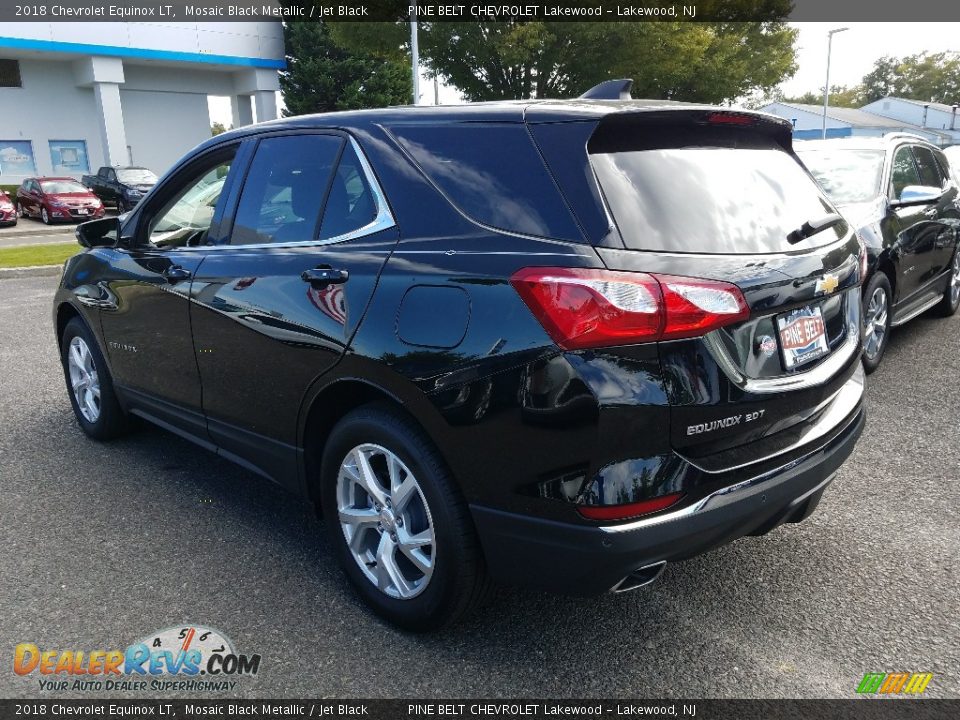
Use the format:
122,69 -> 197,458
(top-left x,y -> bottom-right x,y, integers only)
787,212 -> 844,245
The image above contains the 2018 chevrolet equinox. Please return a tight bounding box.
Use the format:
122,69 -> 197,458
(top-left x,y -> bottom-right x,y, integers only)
54,80 -> 866,630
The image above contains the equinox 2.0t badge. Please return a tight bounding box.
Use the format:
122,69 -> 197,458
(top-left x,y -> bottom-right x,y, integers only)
815,273 -> 840,296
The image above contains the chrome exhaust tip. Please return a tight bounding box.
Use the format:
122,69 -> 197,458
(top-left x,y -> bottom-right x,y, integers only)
610,561 -> 667,593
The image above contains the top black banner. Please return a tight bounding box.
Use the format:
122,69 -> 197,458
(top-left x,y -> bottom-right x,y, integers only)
1,0 -> 957,23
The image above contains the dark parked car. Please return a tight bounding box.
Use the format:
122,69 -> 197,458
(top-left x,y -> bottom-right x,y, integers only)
0,189 -> 16,226
797,135 -> 960,371
54,83 -> 866,629
16,177 -> 105,225
82,166 -> 158,214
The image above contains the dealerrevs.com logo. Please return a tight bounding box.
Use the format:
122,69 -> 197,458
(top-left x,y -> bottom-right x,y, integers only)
14,625 -> 261,693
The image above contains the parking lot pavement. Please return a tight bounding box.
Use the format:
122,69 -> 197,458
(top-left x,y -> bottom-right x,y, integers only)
0,275 -> 957,700
0,212 -> 118,248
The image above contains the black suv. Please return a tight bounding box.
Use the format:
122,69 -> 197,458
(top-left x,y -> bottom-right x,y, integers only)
55,85 -> 866,629
797,135 -> 960,372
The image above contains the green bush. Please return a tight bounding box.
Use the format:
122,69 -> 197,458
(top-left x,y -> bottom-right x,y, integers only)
0,184 -> 20,195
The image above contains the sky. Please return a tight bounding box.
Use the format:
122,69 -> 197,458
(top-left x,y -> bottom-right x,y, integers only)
208,22 -> 960,126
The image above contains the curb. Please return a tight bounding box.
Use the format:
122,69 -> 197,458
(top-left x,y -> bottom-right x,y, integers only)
0,265 -> 62,279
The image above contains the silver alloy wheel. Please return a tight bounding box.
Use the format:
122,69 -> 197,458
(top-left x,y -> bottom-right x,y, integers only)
336,443 -> 435,599
863,286 -> 888,361
67,336 -> 101,423
951,252 -> 960,306
41,207 -> 49,224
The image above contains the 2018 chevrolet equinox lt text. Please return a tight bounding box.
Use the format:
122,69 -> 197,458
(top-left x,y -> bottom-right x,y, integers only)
54,81 -> 866,630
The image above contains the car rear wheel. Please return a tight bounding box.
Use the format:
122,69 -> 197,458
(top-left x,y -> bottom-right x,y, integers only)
862,273 -> 891,374
320,403 -> 491,631
60,317 -> 132,440
40,206 -> 51,225
15,202 -> 23,218
935,250 -> 960,317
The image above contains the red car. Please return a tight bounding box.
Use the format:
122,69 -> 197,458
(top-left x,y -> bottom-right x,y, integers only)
0,189 -> 16,227
16,177 -> 105,225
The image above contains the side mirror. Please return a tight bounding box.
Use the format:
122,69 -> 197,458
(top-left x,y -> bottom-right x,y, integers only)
892,185 -> 942,208
75,217 -> 119,249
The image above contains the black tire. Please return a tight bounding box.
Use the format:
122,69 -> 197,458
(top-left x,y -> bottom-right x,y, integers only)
861,272 -> 892,374
60,317 -> 132,440
320,403 -> 491,631
117,198 -> 129,214
934,249 -> 960,317
40,206 -> 51,225
15,202 -> 23,218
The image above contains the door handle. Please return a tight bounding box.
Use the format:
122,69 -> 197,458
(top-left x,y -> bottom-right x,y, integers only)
163,265 -> 192,283
301,267 -> 349,286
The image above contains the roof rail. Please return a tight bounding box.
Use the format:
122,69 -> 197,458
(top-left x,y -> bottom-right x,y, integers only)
579,79 -> 633,101
882,131 -> 929,143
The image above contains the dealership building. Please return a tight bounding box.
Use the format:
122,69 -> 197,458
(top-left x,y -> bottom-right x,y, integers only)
0,23 -> 284,186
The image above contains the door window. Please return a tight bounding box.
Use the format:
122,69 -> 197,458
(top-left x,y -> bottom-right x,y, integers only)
230,134 -> 343,245
147,155 -> 234,248
891,147 -> 921,199
912,146 -> 945,189
319,141 -> 378,240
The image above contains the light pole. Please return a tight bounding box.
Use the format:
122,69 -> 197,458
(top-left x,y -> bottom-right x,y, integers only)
822,27 -> 849,139
410,16 -> 420,106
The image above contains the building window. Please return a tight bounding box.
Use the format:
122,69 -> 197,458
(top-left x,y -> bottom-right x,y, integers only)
49,140 -> 90,174
0,60 -> 21,88
0,141 -> 36,175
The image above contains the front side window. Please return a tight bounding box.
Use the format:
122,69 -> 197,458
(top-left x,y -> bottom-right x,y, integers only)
148,154 -> 234,248
230,134 -> 342,245
891,146 -> 921,199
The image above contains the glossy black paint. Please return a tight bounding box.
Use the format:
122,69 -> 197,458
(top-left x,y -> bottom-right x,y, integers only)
55,100 -> 866,594
799,138 -> 960,323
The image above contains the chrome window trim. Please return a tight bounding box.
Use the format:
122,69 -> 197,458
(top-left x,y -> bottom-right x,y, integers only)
702,287 -> 861,395
159,136 -> 395,253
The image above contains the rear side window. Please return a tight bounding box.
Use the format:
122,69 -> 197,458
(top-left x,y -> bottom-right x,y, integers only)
231,134 -> 342,245
913,146 -> 945,188
319,141 -> 378,240
389,123 -> 582,241
589,130 -> 839,254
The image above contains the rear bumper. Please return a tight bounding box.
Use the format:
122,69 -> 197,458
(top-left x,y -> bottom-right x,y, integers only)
471,399 -> 865,596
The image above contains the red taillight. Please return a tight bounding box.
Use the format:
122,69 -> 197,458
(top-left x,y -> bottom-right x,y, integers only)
510,267 -> 749,350
704,111 -> 758,126
577,493 -> 684,521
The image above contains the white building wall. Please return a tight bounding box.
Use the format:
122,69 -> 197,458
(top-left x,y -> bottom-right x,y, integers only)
863,99 -> 960,133
0,21 -> 283,186
760,103 -> 850,131
0,58 -> 105,181
120,89 -> 211,174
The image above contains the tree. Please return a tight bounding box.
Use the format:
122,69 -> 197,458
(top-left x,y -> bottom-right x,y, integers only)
861,52 -> 960,104
781,85 -> 864,108
280,21 -> 411,116
210,121 -> 229,136
332,16 -> 797,104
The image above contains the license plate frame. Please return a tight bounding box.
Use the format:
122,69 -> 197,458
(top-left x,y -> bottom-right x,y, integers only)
776,305 -> 830,370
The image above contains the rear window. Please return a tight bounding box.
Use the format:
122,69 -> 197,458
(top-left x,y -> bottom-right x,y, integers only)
796,148 -> 885,205
389,123 -> 582,241
590,133 -> 841,254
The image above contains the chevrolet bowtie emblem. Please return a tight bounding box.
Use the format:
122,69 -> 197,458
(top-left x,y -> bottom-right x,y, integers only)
815,273 -> 840,295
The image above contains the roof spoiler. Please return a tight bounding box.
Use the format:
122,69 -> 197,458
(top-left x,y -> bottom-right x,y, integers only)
579,79 -> 633,101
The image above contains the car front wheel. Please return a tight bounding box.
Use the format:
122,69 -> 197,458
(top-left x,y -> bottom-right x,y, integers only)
862,273 -> 892,374
40,206 -> 51,224
60,317 -> 132,440
320,403 -> 490,631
